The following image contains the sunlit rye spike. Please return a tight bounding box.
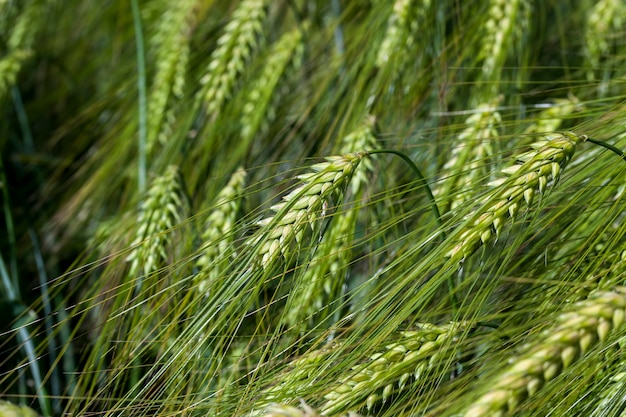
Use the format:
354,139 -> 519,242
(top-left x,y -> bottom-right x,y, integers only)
447,132 -> 587,261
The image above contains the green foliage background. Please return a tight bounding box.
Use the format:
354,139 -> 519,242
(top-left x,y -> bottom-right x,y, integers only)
1,0 -> 626,416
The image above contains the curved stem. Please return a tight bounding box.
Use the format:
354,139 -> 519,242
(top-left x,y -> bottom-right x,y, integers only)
366,149 -> 456,310
368,149 -> 444,237
586,137 -> 626,162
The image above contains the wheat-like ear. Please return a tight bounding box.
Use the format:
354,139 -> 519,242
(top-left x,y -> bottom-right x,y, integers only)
524,95 -> 582,135
241,24 -> 305,143
461,287 -> 626,417
125,165 -> 189,280
376,0 -> 432,78
585,0 -> 625,81
0,0 -> 45,99
194,167 -> 247,295
200,0 -> 266,117
321,322 -> 468,415
479,0 -> 530,91
257,322 -> 467,415
436,97 -> 502,213
259,340 -> 340,409
0,400 -> 38,417
249,153 -> 366,270
282,118 -> 378,329
263,401 -> 362,417
447,132 -> 586,261
145,1 -> 196,152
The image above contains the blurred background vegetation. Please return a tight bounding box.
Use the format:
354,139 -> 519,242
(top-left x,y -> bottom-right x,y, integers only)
1,0 -> 625,416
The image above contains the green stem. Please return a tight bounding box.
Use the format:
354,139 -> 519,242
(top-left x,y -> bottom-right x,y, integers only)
331,0 -> 345,56
586,137 -> 626,162
368,149 -> 444,237
0,158 -> 18,290
131,0 -> 147,193
29,229 -> 61,413
0,254 -> 52,416
367,149 -> 456,311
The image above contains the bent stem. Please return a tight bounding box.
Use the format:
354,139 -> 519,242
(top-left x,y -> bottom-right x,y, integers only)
368,149 -> 444,237
366,149 -> 457,309
586,136 -> 626,162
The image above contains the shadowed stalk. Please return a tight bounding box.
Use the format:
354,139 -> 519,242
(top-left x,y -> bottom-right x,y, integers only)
587,137 -> 626,161
0,254 -> 51,416
29,229 -> 61,413
131,0 -> 147,192
0,159 -> 18,287
368,149 -> 443,234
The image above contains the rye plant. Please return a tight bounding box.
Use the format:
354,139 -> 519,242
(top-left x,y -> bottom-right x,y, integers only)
1,1 -> 626,417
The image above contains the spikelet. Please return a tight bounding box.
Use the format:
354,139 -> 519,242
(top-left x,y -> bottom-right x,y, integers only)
241,25 -> 305,142
261,341 -> 341,407
436,97 -> 502,213
545,241 -> 626,307
462,288 -> 626,417
262,403 -> 321,417
447,132 -> 586,261
0,0 -> 46,99
282,118 -> 378,328
375,0 -> 432,77
126,166 -> 189,279
249,153 -> 366,270
0,400 -> 38,417
146,1 -> 196,151
5,0 -> 45,51
263,401 -> 361,417
588,370 -> 626,417
0,49 -> 31,99
585,0 -> 625,80
479,0 -> 529,91
524,95 -> 582,135
194,168 -> 247,294
321,322 -> 466,415
200,0 -> 266,117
